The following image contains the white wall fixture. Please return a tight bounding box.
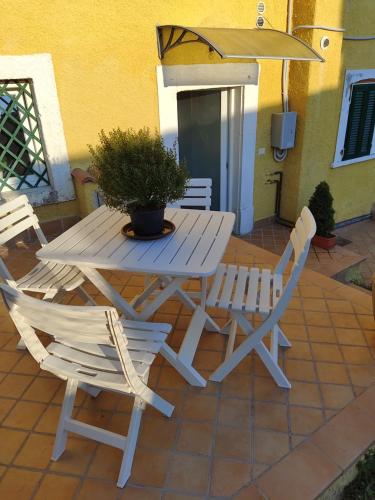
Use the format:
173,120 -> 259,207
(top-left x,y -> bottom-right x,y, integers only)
320,36 -> 330,49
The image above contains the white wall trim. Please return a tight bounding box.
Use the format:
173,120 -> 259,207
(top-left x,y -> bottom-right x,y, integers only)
332,69 -> 375,168
0,53 -> 75,206
156,63 -> 259,234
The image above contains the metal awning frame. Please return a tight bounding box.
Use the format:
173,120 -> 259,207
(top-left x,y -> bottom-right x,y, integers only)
157,25 -> 324,62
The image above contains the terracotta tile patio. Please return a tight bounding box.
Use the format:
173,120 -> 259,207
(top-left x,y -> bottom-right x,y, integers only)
0,236 -> 374,498
242,220 -> 368,280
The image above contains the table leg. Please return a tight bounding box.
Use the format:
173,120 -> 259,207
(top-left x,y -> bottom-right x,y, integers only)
79,266 -> 140,320
161,276 -> 222,333
78,267 -> 207,387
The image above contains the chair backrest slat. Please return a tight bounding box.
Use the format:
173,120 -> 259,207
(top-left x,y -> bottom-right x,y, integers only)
274,206 -> 316,276
0,195 -> 48,246
2,286 -> 114,343
168,178 -> 212,210
0,284 -> 145,395
270,207 -> 316,325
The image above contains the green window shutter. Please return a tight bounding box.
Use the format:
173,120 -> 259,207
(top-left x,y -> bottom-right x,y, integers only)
343,83 -> 375,161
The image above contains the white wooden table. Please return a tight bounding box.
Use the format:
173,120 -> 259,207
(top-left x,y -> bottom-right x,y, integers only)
37,206 -> 235,386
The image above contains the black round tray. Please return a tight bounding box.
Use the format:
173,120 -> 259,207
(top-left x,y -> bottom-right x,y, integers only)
121,220 -> 175,241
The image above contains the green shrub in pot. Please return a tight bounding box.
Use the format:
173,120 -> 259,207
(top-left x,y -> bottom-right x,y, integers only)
89,128 -> 189,236
308,181 -> 336,249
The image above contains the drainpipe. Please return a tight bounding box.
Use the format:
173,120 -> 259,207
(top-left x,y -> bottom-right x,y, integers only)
273,0 -> 293,163
266,171 -> 294,227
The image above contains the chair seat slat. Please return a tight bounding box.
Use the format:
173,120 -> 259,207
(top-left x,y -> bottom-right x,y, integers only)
245,268 -> 260,312
206,264 -> 226,306
272,273 -> 283,306
218,264 -> 238,309
48,343 -> 152,378
231,266 -> 249,310
259,269 -> 271,314
41,356 -> 132,391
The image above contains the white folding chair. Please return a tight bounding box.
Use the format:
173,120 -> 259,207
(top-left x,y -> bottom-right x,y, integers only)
168,178 -> 212,210
206,207 -> 316,388
0,196 -> 95,344
0,283 -> 174,488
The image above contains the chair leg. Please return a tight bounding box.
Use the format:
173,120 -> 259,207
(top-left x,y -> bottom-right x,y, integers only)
16,338 -> 27,350
225,319 -> 238,361
43,289 -> 59,301
117,396 -> 145,488
209,313 -> 291,388
255,341 -> 291,389
77,286 -> 97,306
277,325 -> 292,347
52,379 -> 78,460
78,382 -> 101,398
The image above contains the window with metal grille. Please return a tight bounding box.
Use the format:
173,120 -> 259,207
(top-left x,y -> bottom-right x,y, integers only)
0,79 -> 49,191
343,83 -> 375,161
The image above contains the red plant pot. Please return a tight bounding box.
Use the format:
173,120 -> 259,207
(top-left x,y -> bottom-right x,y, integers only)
312,234 -> 336,250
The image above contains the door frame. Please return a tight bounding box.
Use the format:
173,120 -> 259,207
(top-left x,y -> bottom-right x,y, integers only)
156,63 -> 259,234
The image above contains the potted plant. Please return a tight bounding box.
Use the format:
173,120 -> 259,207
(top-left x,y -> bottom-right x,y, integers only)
89,128 -> 189,236
308,181 -> 336,249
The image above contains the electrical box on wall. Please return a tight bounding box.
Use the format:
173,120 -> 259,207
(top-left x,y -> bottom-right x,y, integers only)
271,112 -> 297,149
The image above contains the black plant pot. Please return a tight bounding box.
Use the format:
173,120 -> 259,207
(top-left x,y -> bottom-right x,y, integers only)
130,206 -> 165,236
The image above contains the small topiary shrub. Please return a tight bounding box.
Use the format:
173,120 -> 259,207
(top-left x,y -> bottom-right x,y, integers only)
342,448 -> 375,499
308,181 -> 335,237
89,128 -> 189,214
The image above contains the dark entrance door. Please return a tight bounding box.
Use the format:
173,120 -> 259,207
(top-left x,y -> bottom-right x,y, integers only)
177,89 -> 222,210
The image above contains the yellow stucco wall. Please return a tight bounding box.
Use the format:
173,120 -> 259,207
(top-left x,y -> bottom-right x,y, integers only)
2,0 -> 289,223
2,0 -> 374,225
280,0 -> 375,223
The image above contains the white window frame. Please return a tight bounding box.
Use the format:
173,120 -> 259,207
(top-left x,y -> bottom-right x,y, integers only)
156,63 -> 259,235
0,54 -> 75,205
332,69 -> 375,168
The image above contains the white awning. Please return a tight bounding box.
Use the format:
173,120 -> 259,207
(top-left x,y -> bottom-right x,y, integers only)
157,25 -> 324,62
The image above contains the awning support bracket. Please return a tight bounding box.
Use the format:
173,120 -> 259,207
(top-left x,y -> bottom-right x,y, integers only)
158,27 -> 214,59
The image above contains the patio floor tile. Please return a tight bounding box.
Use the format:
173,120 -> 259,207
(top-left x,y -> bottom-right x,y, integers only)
214,426 -> 252,460
49,437 -> 97,475
77,478 -> 119,500
211,458 -> 252,497
285,359 -> 317,382
311,343 -> 343,362
0,396 -> 15,421
341,345 -> 374,364
335,328 -> 367,346
177,421 -> 213,455
316,362 -> 350,384
289,381 -> 322,407
0,468 -> 42,500
131,448 -> 170,488
254,402 -> 288,432
14,433 -> 55,469
167,454 -> 209,494
253,376 -> 288,403
320,383 -> 355,409
3,400 -> 46,430
311,404 -> 375,469
34,474 -> 80,500
0,373 -> 34,398
218,397 -> 251,426
253,429 -> 290,464
1,235 -> 374,497
289,406 -> 325,435
256,441 -> 340,500
0,427 -> 28,463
